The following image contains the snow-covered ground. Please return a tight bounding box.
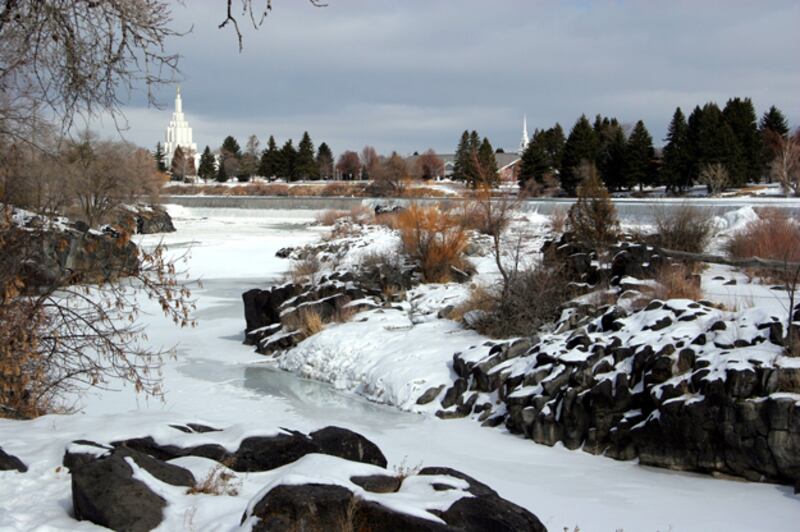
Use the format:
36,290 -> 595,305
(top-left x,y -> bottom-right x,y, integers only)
1,205 -> 798,531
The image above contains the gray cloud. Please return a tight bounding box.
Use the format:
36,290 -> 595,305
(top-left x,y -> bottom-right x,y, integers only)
98,0 -> 800,156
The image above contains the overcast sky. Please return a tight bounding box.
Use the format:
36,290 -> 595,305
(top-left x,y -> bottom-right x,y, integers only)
97,0 -> 799,156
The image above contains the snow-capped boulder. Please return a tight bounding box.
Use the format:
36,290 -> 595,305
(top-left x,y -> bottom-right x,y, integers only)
241,456 -> 545,532
71,447 -> 195,532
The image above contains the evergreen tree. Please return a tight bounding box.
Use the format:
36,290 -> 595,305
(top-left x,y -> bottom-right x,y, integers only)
170,146 -> 196,181
316,142 -> 334,180
722,97 -> 761,183
518,132 -> 549,189
154,142 -> 167,172
169,146 -> 185,181
759,105 -> 790,181
625,120 -> 656,190
259,135 -> 279,180
541,123 -> 566,174
661,108 -> 692,192
216,155 -> 227,182
295,131 -> 318,180
197,145 -> 216,181
279,139 -> 297,180
475,137 -> 498,188
453,130 -> 471,181
598,124 -> 627,191
690,103 -> 744,186
221,135 -> 241,157
219,135 -> 241,181
560,115 -> 597,195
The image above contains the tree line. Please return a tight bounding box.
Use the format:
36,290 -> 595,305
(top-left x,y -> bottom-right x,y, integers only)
517,98 -> 794,195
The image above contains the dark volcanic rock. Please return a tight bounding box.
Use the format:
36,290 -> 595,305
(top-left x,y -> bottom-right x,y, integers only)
71,447 -> 194,532
0,446 -> 27,472
309,426 -> 388,468
244,467 -> 545,532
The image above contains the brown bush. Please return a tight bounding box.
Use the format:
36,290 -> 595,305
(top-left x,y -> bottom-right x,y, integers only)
290,256 -> 321,283
395,204 -> 469,283
725,209 -> 800,264
402,186 -> 448,198
460,263 -> 575,338
288,185 -> 321,197
187,462 -> 240,496
321,182 -> 366,197
317,210 -> 349,226
652,263 -> 702,301
651,205 -> 715,253
549,207 -> 568,235
449,285 -> 496,323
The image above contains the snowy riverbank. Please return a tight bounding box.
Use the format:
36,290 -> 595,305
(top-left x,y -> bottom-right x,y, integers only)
1,205 -> 798,531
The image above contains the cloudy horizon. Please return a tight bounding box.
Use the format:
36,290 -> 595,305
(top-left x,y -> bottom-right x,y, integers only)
95,0 -> 799,156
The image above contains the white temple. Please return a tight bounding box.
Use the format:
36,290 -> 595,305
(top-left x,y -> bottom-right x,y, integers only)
163,86 -> 198,168
519,114 -> 530,155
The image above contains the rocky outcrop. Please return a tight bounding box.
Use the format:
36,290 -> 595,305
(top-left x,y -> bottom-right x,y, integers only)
115,204 -> 176,234
541,232 -> 668,288
438,299 -> 800,486
11,211 -> 140,288
242,271 -> 382,355
68,425 -> 544,532
0,446 -> 27,472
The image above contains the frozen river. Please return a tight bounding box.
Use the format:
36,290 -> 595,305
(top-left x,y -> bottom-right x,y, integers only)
144,206 -> 799,531
2,206 -> 795,531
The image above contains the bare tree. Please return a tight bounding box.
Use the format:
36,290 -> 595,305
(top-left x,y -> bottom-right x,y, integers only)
370,151 -> 409,196
360,146 -> 381,180
219,0 -> 329,51
768,129 -> 800,197
336,150 -> 361,180
699,162 -> 730,196
415,149 -> 444,180
0,1 -> 185,145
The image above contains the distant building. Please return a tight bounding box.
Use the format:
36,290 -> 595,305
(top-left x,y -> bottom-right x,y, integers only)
163,87 -> 198,169
406,117 -> 528,183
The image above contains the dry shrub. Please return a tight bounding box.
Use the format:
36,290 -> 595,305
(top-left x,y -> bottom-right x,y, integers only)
653,263 -> 702,301
187,462 -> 240,496
549,207 -> 568,235
348,205 -> 375,224
449,285 -> 496,323
725,209 -> 800,264
461,263 -> 574,338
290,256 -> 321,283
567,164 -> 619,250
375,212 -> 399,229
652,205 -> 714,253
288,185 -> 319,197
453,199 -> 489,234
296,309 -> 324,338
395,204 -> 469,283
402,186 -> 447,198
321,182 -> 366,197
316,209 -> 349,226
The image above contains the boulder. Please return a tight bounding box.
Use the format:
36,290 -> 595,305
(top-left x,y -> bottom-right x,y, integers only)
244,467 -> 545,532
0,446 -> 27,472
71,447 -> 194,532
309,426 -> 388,468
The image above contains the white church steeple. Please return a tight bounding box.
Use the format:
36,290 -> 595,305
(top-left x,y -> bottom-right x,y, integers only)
163,86 -> 197,169
519,114 -> 530,154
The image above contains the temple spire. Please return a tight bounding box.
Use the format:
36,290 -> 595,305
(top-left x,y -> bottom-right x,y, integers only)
175,86 -> 183,114
519,114 -> 530,154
